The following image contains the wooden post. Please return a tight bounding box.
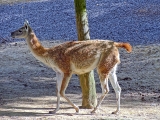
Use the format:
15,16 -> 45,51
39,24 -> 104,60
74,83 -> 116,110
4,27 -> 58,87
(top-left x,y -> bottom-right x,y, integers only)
74,0 -> 97,108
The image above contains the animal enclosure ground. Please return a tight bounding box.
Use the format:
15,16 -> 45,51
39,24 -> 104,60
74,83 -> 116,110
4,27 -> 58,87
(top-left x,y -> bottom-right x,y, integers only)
0,41 -> 160,120
0,0 -> 160,119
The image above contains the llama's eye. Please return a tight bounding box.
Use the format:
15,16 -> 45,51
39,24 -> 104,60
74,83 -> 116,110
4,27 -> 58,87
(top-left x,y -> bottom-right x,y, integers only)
19,30 -> 22,33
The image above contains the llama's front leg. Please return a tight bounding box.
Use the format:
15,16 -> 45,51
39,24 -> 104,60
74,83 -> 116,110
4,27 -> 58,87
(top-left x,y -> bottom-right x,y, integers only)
49,72 -> 63,114
109,66 -> 121,114
60,73 -> 79,113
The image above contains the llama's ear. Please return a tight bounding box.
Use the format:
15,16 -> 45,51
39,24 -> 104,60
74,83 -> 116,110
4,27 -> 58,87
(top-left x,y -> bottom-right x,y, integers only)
25,19 -> 29,25
24,20 -> 29,31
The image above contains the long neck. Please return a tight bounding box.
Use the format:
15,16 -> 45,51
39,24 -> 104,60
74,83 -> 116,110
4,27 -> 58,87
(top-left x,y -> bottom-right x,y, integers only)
25,32 -> 48,57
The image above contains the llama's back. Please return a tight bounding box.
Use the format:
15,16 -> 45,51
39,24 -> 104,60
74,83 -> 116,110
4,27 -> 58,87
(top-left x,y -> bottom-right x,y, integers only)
47,40 -> 115,74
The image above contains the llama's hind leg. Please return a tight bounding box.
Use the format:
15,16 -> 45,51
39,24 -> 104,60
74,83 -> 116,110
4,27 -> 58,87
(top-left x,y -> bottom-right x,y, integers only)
109,65 -> 121,114
91,72 -> 109,113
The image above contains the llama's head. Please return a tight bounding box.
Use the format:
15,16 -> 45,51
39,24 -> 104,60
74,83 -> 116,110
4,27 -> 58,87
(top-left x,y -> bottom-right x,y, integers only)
11,20 -> 32,39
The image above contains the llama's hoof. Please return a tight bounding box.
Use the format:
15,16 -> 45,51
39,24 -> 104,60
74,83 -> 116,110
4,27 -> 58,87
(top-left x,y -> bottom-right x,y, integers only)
49,110 -> 57,114
111,110 -> 119,114
91,109 -> 96,114
75,107 -> 79,113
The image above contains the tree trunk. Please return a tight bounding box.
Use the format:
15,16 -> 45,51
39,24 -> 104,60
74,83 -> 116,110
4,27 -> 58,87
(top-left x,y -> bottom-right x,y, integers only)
74,0 -> 97,109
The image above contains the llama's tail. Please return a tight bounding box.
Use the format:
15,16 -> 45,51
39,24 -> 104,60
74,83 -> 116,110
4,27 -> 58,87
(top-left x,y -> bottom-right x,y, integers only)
114,42 -> 132,53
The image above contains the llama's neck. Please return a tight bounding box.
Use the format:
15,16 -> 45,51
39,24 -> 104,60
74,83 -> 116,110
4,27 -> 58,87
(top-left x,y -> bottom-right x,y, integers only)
25,32 -> 48,57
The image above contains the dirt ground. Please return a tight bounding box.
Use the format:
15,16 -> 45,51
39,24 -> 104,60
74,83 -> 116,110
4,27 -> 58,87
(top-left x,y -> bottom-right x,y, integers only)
0,1 -> 160,119
0,40 -> 160,120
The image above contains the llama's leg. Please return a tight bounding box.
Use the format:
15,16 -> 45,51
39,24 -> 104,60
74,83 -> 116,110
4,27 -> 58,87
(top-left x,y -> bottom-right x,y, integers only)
49,72 -> 63,114
60,73 -> 79,113
109,65 -> 121,114
91,73 -> 109,113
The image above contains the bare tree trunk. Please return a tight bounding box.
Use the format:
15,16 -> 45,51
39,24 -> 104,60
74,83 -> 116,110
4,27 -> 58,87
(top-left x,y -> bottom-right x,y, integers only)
74,0 -> 97,109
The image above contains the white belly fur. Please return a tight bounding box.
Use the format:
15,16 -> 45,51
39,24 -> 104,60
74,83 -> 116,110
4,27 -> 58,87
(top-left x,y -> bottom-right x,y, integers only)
71,56 -> 100,75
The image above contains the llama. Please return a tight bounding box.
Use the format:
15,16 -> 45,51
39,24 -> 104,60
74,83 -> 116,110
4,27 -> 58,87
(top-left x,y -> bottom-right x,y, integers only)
11,20 -> 132,114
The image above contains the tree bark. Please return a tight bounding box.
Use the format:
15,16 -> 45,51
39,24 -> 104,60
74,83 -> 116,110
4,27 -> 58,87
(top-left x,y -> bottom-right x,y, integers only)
74,0 -> 97,109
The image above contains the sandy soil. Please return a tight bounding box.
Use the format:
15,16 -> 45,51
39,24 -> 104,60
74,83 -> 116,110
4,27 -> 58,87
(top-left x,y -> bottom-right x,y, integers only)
0,40 -> 160,120
0,0 -> 160,119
